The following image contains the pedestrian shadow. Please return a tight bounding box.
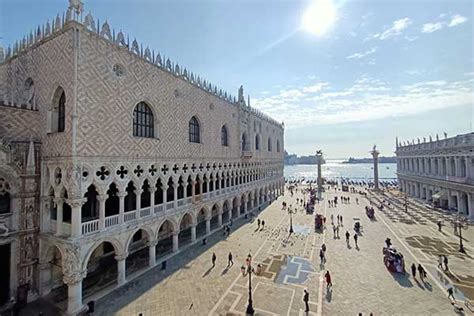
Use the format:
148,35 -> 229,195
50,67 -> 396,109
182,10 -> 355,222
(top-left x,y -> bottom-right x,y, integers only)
221,266 -> 231,276
202,266 -> 214,278
414,278 -> 425,290
355,245 -> 360,251
391,272 -> 413,288
346,243 -> 352,249
423,280 -> 433,292
326,288 -> 333,302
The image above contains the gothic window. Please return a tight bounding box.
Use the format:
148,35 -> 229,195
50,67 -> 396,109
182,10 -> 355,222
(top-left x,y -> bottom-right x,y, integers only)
268,137 -> 272,151
58,91 -> 65,132
255,134 -> 260,150
242,133 -> 248,151
133,102 -> 154,138
0,178 -> 11,214
277,140 -> 281,152
50,87 -> 66,133
189,116 -> 200,143
221,125 -> 228,146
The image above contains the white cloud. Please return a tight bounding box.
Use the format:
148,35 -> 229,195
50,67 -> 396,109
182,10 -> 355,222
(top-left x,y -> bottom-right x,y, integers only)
422,22 -> 443,33
378,18 -> 412,40
302,82 -> 329,93
253,77 -> 472,129
449,14 -> 467,27
346,47 -> 377,59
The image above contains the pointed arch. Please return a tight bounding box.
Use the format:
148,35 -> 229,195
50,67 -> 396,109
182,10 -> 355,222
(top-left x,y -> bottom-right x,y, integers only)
189,116 -> 200,143
133,101 -> 154,138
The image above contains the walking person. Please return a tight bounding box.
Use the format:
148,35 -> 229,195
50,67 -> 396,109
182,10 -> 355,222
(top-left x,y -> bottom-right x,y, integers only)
228,252 -> 233,267
411,263 -> 416,279
417,264 -> 424,281
340,215 -> 343,226
330,214 -> 334,225
354,233 -> 358,248
212,253 -> 216,267
447,287 -> 455,302
325,271 -> 332,289
303,289 -> 310,313
319,249 -> 325,263
345,231 -> 350,245
257,219 -> 261,230
437,220 -> 442,232
444,255 -> 449,271
438,255 -> 443,269
262,220 -> 265,230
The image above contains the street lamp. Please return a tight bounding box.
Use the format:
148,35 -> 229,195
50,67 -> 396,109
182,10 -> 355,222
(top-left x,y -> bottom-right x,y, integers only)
241,253 -> 255,315
288,204 -> 296,234
451,215 -> 468,253
404,194 -> 408,213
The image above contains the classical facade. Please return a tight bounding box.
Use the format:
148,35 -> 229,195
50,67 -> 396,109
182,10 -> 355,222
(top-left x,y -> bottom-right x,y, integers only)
396,133 -> 474,220
0,1 -> 285,314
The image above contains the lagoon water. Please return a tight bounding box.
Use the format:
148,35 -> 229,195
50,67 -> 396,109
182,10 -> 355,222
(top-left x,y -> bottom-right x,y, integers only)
284,160 -> 397,181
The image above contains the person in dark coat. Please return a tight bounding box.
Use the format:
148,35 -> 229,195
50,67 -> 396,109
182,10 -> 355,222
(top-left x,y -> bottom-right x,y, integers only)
303,289 -> 310,312
411,263 -> 416,279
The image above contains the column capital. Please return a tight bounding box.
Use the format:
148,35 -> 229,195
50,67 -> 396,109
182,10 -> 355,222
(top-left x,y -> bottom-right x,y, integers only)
96,194 -> 108,202
63,269 -> 87,286
149,187 -> 157,193
117,191 -> 127,198
53,197 -> 64,205
115,252 -> 129,261
135,189 -> 144,195
148,240 -> 158,247
65,198 -> 87,208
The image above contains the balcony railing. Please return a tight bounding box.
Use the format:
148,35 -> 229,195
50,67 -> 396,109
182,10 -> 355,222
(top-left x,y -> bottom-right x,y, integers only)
154,204 -> 164,213
124,211 -> 137,222
140,207 -> 151,218
105,214 -> 119,228
73,176 -> 281,236
82,219 -> 99,235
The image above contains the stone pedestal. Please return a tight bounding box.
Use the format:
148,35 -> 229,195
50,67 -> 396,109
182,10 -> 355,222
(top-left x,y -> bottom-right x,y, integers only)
149,242 -> 157,267
191,225 -> 196,242
116,254 -> 127,286
172,233 -> 179,252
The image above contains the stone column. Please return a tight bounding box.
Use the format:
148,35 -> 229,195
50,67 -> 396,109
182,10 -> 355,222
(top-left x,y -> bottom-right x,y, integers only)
38,262 -> 51,296
135,189 -> 143,212
218,213 -> 223,227
191,225 -> 196,242
205,218 -> 211,234
199,181 -> 203,195
64,271 -> 86,315
468,193 -> 474,221
173,185 -> 178,208
162,184 -> 168,205
455,157 -> 461,177
67,198 -> 86,238
116,253 -> 128,286
149,187 -> 156,208
54,197 -> 63,236
149,241 -> 157,267
371,146 -> 380,190
118,192 -> 126,224
315,151 -> 324,200
227,209 -> 232,222
97,194 -> 107,230
172,232 -> 179,252
244,198 -> 248,213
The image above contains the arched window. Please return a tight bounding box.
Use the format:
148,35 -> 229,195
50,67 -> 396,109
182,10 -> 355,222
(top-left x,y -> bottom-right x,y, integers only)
277,140 -> 280,152
255,134 -> 260,150
189,116 -> 200,143
0,178 -> 11,214
221,125 -> 228,146
133,102 -> 154,138
58,92 -> 65,132
242,133 -> 248,151
267,137 -> 272,151
51,87 -> 66,133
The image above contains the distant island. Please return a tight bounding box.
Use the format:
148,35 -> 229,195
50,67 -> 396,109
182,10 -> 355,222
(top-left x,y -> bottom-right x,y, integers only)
342,156 -> 397,164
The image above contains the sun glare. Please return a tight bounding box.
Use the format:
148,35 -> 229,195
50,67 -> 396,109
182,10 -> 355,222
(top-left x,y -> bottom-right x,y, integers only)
302,0 -> 337,36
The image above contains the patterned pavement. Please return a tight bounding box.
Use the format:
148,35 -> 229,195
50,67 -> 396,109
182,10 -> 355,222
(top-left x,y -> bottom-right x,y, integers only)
85,187 -> 473,315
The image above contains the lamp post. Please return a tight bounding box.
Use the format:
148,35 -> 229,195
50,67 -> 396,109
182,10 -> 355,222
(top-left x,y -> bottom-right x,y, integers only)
241,253 -> 255,315
451,215 -> 468,253
404,194 -> 408,213
288,204 -> 296,234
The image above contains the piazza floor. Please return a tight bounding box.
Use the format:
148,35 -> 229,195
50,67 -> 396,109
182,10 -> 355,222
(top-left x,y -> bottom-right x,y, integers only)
22,186 -> 474,316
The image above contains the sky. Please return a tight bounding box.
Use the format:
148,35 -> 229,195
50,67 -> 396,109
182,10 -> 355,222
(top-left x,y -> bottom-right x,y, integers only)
1,0 -> 473,158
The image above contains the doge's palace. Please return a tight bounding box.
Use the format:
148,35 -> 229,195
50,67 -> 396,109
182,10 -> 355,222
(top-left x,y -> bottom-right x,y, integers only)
0,1 -> 285,314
